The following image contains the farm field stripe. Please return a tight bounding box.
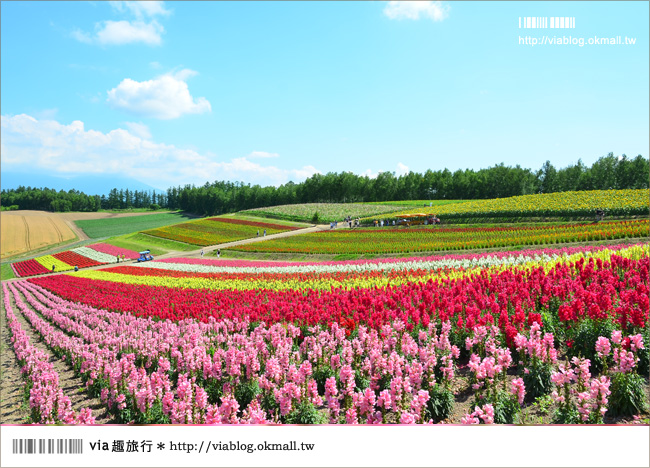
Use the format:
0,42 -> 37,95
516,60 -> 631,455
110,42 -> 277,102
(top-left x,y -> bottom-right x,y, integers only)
68,243 -> 648,292
229,220 -> 648,255
144,244 -> 649,275
388,189 -> 649,220
28,248 -> 649,330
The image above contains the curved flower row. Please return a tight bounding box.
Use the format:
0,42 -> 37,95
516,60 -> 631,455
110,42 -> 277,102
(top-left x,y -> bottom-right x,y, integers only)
53,251 -> 102,269
69,244 -> 649,293
3,280 -> 472,424
11,244 -> 139,278
244,202 -> 406,223
229,220 -> 648,255
11,259 -> 50,277
146,244 -> 649,277
143,218 -> 301,247
87,243 -> 139,259
388,189 -> 649,219
2,283 -> 94,424
71,247 -> 123,264
34,255 -> 75,273
30,249 -> 649,334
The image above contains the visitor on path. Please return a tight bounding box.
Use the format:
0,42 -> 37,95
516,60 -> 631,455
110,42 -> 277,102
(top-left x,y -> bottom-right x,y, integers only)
200,249 -> 204,257
52,265 -> 55,272
217,249 -> 221,258
257,229 -> 260,237
74,266 -> 78,272
263,229 -> 267,237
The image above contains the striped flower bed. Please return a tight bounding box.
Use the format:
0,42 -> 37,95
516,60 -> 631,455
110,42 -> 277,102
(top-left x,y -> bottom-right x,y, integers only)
11,245 -> 139,278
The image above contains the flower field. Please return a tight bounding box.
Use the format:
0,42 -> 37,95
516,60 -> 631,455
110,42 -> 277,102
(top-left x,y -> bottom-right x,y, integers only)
387,189 -> 650,220
142,217 -> 302,246
10,243 -> 139,278
226,220 -> 649,255
4,243 -> 648,424
244,203 -> 407,223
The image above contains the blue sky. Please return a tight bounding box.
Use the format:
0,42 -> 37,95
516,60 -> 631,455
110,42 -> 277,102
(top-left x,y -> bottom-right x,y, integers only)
1,1 -> 648,191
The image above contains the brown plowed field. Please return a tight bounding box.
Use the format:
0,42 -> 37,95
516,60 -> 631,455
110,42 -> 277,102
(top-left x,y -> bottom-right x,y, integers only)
1,212 -> 76,259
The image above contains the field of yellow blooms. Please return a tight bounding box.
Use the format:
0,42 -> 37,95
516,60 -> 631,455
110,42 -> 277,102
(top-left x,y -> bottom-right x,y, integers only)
386,189 -> 649,220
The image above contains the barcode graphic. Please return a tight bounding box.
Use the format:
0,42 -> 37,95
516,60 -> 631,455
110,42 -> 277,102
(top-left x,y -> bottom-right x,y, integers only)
12,438 -> 83,454
519,17 -> 576,29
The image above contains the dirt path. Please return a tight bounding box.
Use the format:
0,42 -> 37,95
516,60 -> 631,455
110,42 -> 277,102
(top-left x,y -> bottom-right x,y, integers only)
154,223 -> 336,260
4,285 -> 113,423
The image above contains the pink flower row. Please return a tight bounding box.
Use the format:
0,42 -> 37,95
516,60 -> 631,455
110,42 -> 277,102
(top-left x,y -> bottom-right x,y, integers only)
2,283 -> 94,424
11,280 -> 464,424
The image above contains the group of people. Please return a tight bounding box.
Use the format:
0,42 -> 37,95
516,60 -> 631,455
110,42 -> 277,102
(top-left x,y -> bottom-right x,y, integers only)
200,248 -> 220,258
346,216 -> 360,229
373,219 -> 387,227
330,216 -> 360,229
115,254 -> 127,263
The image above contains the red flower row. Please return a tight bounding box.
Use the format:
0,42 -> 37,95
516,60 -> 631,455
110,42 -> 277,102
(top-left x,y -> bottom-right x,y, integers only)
12,259 -> 50,277
206,217 -> 302,231
53,251 -> 102,269
30,255 -> 649,335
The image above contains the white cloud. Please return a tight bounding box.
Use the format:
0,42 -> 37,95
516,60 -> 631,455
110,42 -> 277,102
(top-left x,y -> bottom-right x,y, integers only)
107,69 -> 211,119
248,151 -> 279,159
0,114 -> 320,188
72,2 -> 170,46
150,61 -> 163,69
361,169 -> 378,179
383,1 -> 450,21
123,122 -> 151,139
396,162 -> 410,176
110,1 -> 171,18
97,20 -> 163,45
73,20 -> 164,46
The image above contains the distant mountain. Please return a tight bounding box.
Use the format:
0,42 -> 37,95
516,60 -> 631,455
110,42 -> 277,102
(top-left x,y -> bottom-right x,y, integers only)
0,171 -> 164,196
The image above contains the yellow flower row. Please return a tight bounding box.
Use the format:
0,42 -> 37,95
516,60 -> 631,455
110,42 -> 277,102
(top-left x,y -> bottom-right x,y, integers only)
35,255 -> 74,273
385,189 -> 649,219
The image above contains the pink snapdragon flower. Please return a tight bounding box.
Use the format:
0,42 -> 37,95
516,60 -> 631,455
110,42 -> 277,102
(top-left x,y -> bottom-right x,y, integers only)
510,378 -> 526,405
595,337 -> 611,359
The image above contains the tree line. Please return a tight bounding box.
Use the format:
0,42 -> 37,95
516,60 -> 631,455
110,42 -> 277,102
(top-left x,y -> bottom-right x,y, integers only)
2,153 -> 648,215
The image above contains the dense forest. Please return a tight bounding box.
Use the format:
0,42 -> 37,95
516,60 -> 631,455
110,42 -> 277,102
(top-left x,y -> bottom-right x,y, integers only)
2,153 -> 648,215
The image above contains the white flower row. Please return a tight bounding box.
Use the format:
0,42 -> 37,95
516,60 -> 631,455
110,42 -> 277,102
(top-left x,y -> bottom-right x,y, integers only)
135,252 -> 562,276
72,247 -> 117,264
